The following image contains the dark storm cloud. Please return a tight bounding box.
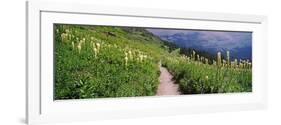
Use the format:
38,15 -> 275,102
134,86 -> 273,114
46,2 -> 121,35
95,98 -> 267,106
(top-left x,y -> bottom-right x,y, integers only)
146,28 -> 252,49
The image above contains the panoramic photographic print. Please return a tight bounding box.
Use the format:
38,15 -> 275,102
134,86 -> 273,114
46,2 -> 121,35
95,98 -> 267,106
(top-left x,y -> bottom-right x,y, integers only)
54,24 -> 252,100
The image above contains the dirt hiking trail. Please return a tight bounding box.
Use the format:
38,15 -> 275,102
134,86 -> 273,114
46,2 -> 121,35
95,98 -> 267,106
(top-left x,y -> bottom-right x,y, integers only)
156,66 -> 180,95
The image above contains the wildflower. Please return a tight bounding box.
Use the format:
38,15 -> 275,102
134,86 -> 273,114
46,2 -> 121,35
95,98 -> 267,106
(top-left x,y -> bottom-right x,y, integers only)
234,59 -> 238,68
124,53 -> 128,66
217,52 -> 221,67
226,51 -> 230,66
128,50 -> 133,59
192,50 -> 196,60
231,61 -> 235,68
213,61 -> 216,66
61,33 -> 68,42
246,60 -> 250,68
66,34 -> 70,40
93,47 -> 98,57
222,59 -> 227,67
205,58 -> 208,64
72,42 -> 74,50
223,59 -> 226,65
192,50 -> 196,56
77,42 -> 82,54
139,54 -> 144,62
240,63 -> 244,69
91,42 -> 98,56
239,59 -> 244,68
143,55 -> 147,60
81,38 -> 86,44
205,75 -> 209,80
96,43 -> 101,51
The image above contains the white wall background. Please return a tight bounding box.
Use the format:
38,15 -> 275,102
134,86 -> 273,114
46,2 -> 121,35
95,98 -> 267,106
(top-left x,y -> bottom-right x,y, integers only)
0,0 -> 280,124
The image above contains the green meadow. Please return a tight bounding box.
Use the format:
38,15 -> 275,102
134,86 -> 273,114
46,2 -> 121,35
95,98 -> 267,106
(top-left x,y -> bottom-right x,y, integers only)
54,24 -> 252,100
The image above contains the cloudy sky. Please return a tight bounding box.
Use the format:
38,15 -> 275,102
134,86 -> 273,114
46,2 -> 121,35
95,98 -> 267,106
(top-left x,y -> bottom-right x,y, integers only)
146,28 -> 252,50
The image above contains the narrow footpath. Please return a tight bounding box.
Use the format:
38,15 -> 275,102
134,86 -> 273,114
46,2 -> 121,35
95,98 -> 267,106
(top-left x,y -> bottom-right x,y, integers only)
156,66 -> 180,95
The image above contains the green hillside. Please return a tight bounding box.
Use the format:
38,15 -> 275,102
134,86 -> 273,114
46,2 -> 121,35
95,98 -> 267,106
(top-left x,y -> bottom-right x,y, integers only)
54,24 -> 252,100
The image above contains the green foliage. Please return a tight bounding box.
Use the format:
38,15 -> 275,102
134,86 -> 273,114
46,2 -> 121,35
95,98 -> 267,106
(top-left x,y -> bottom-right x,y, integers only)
55,24 -> 161,99
180,48 -> 217,64
162,54 -> 252,94
54,24 -> 252,100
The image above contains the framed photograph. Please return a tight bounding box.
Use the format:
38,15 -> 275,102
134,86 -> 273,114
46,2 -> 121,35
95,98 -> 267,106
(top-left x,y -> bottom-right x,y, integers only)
26,1 -> 267,124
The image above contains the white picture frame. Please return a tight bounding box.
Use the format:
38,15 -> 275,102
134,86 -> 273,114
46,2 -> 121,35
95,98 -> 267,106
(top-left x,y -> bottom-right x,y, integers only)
26,1 -> 267,124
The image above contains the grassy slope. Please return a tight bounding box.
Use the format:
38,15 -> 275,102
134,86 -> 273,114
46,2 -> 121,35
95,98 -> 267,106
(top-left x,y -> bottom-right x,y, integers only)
55,24 -> 252,100
54,24 -> 168,99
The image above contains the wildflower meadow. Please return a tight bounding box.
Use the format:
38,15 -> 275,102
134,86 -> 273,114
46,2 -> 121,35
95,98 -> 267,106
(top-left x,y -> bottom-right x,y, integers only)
54,24 -> 252,100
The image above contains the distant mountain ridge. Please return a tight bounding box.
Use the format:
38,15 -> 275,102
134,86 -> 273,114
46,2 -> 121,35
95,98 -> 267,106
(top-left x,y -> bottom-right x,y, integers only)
146,29 -> 252,60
